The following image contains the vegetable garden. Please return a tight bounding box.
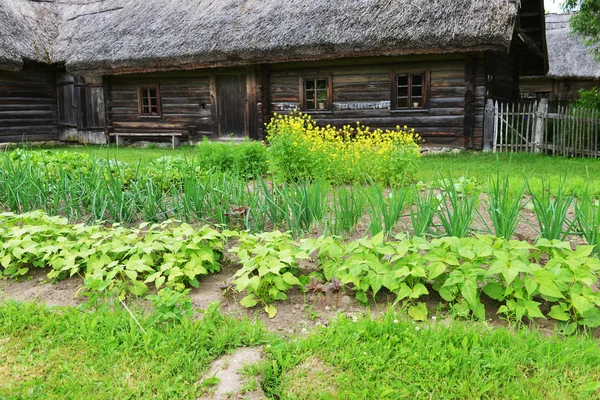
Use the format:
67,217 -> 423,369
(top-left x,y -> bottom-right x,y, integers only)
1,113 -> 600,398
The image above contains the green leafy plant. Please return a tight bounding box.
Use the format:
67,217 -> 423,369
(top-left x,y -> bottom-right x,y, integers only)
229,231 -> 306,318
436,175 -> 479,238
485,168 -> 527,239
146,288 -> 194,326
529,178 -> 575,241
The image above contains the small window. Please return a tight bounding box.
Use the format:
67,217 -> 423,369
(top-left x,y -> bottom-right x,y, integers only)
392,72 -> 429,110
138,86 -> 161,116
301,77 -> 332,111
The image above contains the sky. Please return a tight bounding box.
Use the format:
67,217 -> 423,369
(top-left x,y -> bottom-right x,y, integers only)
545,0 -> 563,14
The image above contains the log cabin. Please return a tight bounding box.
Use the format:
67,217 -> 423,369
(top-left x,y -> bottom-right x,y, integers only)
1,0 -> 548,150
521,13 -> 600,108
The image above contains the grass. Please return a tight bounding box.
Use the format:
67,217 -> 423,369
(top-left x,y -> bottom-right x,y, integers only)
1,300 -> 599,399
47,144 -> 198,166
12,145 -> 600,183
0,301 -> 265,399
263,311 -> 600,399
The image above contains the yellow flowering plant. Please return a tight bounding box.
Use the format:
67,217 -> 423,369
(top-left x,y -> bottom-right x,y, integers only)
266,112 -> 422,184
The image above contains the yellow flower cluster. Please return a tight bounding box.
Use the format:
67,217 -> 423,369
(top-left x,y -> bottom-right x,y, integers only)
266,112 -> 422,184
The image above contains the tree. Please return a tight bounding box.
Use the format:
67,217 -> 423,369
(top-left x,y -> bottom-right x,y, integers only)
563,0 -> 600,60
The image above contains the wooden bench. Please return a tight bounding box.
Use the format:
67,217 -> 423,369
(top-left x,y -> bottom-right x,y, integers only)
109,132 -> 185,150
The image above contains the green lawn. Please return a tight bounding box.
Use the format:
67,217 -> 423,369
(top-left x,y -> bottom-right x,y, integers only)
264,311 -> 600,399
54,144 -> 198,165
40,145 -> 600,195
1,301 -> 598,399
0,301 -> 264,399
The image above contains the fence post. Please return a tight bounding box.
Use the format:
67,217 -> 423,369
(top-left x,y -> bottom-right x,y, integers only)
483,99 -> 494,152
533,98 -> 548,153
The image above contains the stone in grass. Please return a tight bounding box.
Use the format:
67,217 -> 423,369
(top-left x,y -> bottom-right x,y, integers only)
198,347 -> 264,400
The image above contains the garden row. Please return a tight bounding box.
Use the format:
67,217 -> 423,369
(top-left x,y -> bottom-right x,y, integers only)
1,212 -> 599,333
2,149 -> 600,248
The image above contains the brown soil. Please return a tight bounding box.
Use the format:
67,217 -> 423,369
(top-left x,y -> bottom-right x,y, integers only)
2,265 -> 598,338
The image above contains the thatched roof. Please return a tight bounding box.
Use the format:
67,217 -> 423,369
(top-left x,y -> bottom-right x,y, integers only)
0,0 -> 57,70
3,0 -> 523,74
545,13 -> 600,80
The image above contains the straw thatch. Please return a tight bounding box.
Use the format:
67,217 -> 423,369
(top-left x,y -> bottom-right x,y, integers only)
3,0 -> 521,74
0,0 -> 57,70
545,13 -> 600,80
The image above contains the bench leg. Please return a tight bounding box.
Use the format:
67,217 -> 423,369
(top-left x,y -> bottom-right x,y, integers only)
172,136 -> 180,150
115,134 -> 124,148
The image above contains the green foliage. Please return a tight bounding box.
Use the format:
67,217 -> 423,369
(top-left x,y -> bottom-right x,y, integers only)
146,288 -> 194,326
436,175 -> 480,238
263,310 -> 600,399
485,168 -> 527,239
529,178 -> 575,240
302,233 -> 600,329
230,231 -> 307,317
195,138 -> 268,179
0,211 -> 227,298
0,301 -> 265,398
564,0 -> 600,60
574,87 -> 600,111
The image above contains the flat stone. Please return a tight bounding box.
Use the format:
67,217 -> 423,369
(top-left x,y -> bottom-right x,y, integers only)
198,347 -> 264,400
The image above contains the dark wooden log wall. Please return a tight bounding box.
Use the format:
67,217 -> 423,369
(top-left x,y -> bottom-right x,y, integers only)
106,70 -> 213,139
485,51 -> 520,103
266,55 -> 476,148
520,79 -> 599,97
0,64 -> 58,142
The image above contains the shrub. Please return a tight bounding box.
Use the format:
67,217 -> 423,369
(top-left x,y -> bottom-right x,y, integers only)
265,112 -> 422,184
195,138 -> 267,179
574,87 -> 600,111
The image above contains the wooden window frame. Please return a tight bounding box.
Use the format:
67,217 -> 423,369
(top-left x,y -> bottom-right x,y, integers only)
299,74 -> 333,112
137,85 -> 162,117
390,70 -> 430,111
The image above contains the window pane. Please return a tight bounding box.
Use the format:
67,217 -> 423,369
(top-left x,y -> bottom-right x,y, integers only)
412,74 -> 423,86
397,86 -> 408,97
412,84 -> 423,98
397,75 -> 408,86
305,80 -> 315,91
306,100 -> 315,110
397,97 -> 408,108
317,79 -> 327,90
317,89 -> 327,102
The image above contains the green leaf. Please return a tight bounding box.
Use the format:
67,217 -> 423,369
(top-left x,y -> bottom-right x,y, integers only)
438,287 -> 456,302
155,276 -> 166,290
128,280 -> 148,296
248,276 -> 261,292
282,272 -> 300,286
124,270 -> 138,282
355,291 -> 368,305
408,303 -> 428,321
1,254 -> 11,268
548,305 -> 570,321
533,270 -> 565,299
427,262 -> 447,280
395,283 -> 413,302
581,308 -> 600,328
264,304 -> 278,318
460,279 -> 478,309
240,294 -> 258,308
410,283 -> 429,299
524,300 -> 545,319
482,282 -> 505,301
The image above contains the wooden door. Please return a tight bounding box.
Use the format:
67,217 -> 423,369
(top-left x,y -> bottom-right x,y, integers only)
216,74 -> 247,138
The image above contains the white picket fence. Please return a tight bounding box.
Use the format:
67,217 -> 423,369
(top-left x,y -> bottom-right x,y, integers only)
484,99 -> 600,157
